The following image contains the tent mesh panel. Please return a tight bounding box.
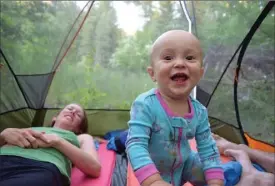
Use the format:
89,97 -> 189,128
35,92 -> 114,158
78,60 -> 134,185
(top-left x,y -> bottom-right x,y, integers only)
0,52 -> 27,113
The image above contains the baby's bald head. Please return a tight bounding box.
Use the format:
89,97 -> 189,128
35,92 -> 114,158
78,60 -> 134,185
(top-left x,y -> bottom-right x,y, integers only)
149,30 -> 203,66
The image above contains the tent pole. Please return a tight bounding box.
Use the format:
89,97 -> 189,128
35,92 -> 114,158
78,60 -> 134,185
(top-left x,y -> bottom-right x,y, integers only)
180,0 -> 196,99
31,109 -> 47,127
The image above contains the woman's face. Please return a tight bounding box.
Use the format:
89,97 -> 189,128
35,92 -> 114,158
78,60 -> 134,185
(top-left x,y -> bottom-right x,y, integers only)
52,104 -> 85,133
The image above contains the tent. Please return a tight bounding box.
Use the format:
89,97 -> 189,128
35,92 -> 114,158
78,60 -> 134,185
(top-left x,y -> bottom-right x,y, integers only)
1,0 -> 274,185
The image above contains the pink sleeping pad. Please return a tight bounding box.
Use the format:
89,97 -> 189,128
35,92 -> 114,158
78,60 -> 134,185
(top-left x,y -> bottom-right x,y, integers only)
70,142 -> 116,186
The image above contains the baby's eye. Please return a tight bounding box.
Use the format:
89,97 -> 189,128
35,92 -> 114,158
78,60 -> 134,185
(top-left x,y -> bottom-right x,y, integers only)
186,56 -> 194,60
164,56 -> 173,60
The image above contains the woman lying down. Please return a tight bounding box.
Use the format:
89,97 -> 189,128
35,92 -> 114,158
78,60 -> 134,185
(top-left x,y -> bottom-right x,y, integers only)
0,103 -> 101,186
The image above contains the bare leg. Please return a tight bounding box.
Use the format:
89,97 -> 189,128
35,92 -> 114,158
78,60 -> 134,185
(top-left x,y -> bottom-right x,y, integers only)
213,134 -> 275,174
225,149 -> 275,186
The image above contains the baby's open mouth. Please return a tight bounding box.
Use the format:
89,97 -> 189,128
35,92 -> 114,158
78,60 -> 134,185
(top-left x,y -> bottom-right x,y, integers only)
170,73 -> 189,83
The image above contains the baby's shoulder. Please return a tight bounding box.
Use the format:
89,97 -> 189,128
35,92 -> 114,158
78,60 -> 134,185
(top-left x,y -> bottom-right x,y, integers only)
189,96 -> 208,114
134,88 -> 158,104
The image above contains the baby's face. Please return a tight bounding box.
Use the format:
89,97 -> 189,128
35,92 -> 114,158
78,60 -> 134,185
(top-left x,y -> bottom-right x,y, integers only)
148,30 -> 204,99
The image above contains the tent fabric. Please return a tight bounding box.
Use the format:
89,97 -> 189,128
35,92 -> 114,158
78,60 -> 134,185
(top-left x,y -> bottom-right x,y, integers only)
245,133 -> 275,153
17,74 -> 53,109
0,1 -> 274,152
0,51 -> 28,114
1,2 -> 274,186
232,2 -> 275,146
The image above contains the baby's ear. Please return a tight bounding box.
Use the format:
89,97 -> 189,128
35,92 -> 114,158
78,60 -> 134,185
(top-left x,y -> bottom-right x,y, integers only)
147,66 -> 156,82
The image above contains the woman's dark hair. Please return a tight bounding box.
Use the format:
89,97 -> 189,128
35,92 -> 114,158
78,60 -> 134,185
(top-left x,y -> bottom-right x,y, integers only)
51,104 -> 88,135
79,110 -> 88,134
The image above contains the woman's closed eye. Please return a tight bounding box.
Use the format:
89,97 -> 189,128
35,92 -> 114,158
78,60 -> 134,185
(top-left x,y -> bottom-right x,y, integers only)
67,107 -> 81,115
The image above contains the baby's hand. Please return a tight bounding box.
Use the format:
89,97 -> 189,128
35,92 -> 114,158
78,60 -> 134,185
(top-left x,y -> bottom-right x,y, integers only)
150,180 -> 172,186
207,179 -> 224,186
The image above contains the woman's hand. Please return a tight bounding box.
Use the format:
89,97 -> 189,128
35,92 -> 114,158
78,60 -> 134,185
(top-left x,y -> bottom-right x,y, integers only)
36,133 -> 62,148
0,128 -> 47,148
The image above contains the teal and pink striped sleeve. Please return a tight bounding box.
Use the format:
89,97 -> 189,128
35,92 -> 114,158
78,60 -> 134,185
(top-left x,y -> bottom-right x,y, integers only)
195,105 -> 224,181
125,99 -> 159,183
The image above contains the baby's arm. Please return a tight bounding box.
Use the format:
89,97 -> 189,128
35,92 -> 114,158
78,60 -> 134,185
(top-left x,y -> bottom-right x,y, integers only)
195,107 -> 224,186
126,99 -> 170,186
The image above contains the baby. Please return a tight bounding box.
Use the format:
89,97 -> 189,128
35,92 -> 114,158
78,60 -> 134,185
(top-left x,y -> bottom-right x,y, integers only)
126,30 -> 224,186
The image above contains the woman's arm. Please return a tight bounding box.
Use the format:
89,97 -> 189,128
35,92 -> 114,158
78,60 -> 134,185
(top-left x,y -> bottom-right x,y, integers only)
0,132 -> 6,146
0,128 -> 45,148
53,134 -> 101,177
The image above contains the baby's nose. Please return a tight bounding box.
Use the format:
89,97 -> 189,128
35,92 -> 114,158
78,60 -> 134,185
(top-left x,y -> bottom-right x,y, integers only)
174,59 -> 186,67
